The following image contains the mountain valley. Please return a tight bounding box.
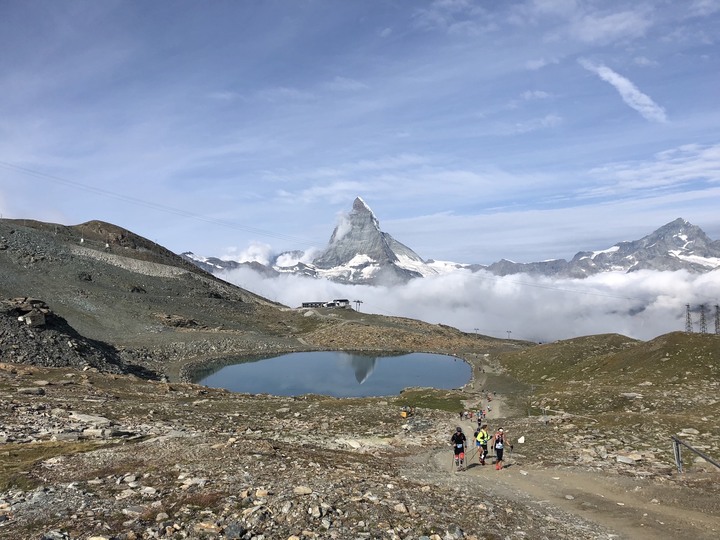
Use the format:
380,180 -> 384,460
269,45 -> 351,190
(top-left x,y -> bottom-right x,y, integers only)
0,217 -> 718,539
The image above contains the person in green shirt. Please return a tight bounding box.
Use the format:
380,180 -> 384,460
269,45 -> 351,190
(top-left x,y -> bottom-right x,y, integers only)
475,424 -> 491,465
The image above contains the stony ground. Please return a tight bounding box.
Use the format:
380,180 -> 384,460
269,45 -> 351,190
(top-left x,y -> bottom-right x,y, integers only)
1,355 -> 718,540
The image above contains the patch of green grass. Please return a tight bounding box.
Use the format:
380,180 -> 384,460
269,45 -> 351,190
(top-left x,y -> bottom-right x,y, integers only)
393,389 -> 464,412
499,332 -> 720,388
0,440 -> 110,490
499,333 -> 640,385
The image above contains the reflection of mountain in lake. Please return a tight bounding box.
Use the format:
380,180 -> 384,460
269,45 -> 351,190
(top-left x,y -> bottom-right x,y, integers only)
345,354 -> 378,384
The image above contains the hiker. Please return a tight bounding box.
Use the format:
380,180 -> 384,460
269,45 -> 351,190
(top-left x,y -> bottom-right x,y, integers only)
450,426 -> 467,470
475,423 -> 491,465
492,427 -> 513,470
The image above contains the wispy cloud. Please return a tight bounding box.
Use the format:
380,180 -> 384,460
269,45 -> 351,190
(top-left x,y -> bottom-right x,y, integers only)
567,10 -> 652,44
521,90 -> 551,100
525,57 -> 560,70
206,91 -> 239,102
276,181 -> 368,205
583,143 -> 720,197
512,2 -> 652,46
688,0 -> 720,17
412,0 -> 494,35
254,86 -> 316,102
633,56 -> 658,67
579,59 -> 667,122
322,76 -> 369,92
505,114 -> 563,134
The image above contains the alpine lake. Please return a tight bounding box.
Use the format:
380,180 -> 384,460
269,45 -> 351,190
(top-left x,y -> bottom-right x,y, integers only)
194,351 -> 471,398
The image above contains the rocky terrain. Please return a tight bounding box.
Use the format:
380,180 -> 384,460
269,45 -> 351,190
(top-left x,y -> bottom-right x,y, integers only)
1,218 -> 719,539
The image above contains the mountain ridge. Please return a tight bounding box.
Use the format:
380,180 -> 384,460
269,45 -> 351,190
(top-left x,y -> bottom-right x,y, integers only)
183,201 -> 720,284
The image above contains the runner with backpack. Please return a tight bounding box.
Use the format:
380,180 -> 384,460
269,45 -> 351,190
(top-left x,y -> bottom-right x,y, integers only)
450,426 -> 467,471
475,423 -> 491,465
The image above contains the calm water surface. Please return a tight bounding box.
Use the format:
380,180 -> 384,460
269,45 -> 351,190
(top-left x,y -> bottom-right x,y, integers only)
197,351 -> 471,397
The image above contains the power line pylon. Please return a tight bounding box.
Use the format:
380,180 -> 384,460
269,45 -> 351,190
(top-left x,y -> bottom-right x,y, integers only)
685,304 -> 693,333
699,304 -> 707,334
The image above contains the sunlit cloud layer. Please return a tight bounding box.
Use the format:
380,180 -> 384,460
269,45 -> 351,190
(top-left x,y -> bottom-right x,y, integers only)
220,267 -> 720,342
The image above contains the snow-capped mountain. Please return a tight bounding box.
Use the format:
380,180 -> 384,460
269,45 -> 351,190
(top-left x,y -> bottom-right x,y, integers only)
181,197 -> 442,284
487,218 -> 720,277
309,197 -> 437,284
182,200 -> 720,284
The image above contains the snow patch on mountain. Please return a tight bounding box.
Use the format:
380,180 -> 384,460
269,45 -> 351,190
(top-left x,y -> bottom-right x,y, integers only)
395,254 -> 439,277
347,254 -> 376,266
581,246 -> 620,260
670,252 -> 720,268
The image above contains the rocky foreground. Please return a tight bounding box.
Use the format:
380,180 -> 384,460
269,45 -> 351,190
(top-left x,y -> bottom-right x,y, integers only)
0,362 -> 586,540
1,357 -> 719,540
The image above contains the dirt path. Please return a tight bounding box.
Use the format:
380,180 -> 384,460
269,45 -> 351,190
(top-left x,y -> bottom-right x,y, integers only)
408,444 -> 720,540
491,465 -> 719,540
436,355 -> 717,539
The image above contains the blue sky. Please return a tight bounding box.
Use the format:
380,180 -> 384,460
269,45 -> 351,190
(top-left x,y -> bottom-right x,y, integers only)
1,0 -> 719,264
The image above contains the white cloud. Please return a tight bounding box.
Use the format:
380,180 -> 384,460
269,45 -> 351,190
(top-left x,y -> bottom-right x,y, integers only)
254,86 -> 315,102
323,76 -> 369,92
412,0 -> 492,35
514,2 -> 652,46
688,0 -> 720,17
506,113 -> 563,134
275,248 -> 318,267
206,91 -> 239,102
584,143 -> 720,197
332,213 -> 352,241
521,90 -> 551,100
221,241 -> 273,265
219,267 -> 720,342
579,59 -> 668,123
633,56 -> 658,67
568,10 -> 651,44
277,181 -> 367,205
525,57 -> 558,70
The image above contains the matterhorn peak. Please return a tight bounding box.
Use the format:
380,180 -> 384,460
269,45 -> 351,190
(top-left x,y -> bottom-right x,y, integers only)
311,197 -> 433,283
349,196 -> 380,232
353,196 -> 373,213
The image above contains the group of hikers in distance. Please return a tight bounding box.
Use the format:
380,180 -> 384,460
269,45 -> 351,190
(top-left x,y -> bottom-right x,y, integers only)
450,424 -> 512,472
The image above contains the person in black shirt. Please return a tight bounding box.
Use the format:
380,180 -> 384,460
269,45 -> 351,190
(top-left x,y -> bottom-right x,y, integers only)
450,426 -> 467,470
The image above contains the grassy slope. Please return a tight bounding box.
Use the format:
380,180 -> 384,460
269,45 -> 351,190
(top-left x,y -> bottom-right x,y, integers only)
497,332 -> 720,439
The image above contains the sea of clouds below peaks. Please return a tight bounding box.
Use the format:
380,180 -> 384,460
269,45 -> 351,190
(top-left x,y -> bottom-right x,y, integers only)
219,267 -> 720,342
